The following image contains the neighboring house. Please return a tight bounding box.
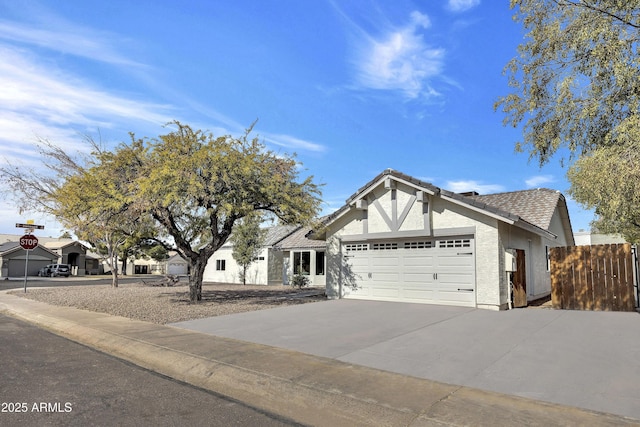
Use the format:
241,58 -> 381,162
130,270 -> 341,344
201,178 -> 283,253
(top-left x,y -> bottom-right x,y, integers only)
166,252 -> 190,276
43,240 -> 89,276
0,241 -> 58,277
97,250 -> 190,276
204,225 -> 298,285
0,234 -> 90,277
573,232 -> 627,246
316,169 -> 575,310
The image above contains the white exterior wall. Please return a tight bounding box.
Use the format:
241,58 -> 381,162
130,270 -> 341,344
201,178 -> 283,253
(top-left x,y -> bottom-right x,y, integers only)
431,197 -> 502,309
203,246 -> 271,285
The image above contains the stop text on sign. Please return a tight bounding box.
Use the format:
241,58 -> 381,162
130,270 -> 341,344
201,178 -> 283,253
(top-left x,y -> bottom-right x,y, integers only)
19,235 -> 38,250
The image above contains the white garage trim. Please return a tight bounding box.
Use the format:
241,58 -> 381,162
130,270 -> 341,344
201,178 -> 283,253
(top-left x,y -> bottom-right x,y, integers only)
342,236 -> 476,307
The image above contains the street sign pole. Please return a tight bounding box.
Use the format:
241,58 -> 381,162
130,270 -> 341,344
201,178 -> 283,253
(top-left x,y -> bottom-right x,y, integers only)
23,249 -> 29,293
16,221 -> 44,293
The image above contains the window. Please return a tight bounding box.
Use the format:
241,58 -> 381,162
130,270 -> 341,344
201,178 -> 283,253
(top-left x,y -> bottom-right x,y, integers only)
545,246 -> 550,272
438,239 -> 471,248
404,241 -> 433,249
371,242 -> 398,250
315,251 -> 325,275
345,243 -> 368,252
216,259 -> 226,271
293,251 -> 311,275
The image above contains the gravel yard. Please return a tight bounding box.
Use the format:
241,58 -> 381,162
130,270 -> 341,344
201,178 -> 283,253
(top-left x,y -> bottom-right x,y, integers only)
9,281 -> 327,325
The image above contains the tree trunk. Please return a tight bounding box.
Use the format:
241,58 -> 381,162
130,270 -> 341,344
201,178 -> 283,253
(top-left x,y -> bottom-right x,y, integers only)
188,255 -> 207,302
109,251 -> 119,288
242,265 -> 247,285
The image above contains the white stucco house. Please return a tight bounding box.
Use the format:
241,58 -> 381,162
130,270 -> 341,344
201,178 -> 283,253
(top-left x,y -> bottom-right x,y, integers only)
204,225 -> 297,285
204,224 -> 327,286
317,169 -> 575,310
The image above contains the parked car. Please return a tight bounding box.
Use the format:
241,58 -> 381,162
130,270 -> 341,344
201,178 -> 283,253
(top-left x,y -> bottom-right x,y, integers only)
37,264 -> 71,277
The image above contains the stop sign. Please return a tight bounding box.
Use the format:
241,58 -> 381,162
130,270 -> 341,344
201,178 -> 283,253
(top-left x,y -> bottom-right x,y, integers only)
19,234 -> 38,250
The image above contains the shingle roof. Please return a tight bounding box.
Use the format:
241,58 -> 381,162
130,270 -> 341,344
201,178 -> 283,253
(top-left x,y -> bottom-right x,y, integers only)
263,225 -> 299,246
322,169 -> 571,239
0,241 -> 21,254
468,189 -> 561,231
275,226 -> 326,250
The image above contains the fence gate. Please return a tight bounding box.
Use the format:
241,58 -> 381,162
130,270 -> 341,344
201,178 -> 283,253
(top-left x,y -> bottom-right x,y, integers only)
550,244 -> 638,311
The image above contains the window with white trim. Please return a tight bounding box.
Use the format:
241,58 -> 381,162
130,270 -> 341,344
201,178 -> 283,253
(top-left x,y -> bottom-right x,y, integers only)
293,251 -> 311,275
345,243 -> 368,252
404,241 -> 433,249
438,239 -> 471,248
316,251 -> 325,275
371,242 -> 398,250
216,259 -> 226,271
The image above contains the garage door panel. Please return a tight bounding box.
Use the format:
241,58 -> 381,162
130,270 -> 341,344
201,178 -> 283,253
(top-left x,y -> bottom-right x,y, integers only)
370,256 -> 400,266
403,254 -> 435,267
403,288 -> 437,299
402,273 -> 435,284
371,287 -> 401,298
372,273 -> 400,282
437,255 -> 473,268
438,289 -> 475,303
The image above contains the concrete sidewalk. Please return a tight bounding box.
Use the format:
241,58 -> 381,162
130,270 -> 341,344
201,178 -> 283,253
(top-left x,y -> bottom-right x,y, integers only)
1,292 -> 637,426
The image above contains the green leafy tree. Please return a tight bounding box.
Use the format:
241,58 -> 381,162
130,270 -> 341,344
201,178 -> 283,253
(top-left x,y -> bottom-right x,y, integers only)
0,137 -> 155,287
230,214 -> 268,285
133,122 -> 322,301
53,142 -> 154,287
497,0 -> 640,164
567,141 -> 640,243
496,1 -> 640,236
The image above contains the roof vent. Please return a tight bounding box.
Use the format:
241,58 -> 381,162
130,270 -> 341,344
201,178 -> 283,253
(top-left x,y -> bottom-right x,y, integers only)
459,191 -> 479,196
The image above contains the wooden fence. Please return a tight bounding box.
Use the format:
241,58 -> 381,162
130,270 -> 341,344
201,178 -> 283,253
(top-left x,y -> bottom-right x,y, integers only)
550,244 -> 638,311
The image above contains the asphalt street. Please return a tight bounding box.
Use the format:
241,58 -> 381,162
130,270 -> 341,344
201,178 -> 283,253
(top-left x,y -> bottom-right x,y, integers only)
0,313 -> 299,427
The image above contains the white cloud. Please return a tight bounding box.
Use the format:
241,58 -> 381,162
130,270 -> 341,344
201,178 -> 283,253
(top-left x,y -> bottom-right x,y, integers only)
0,44 -> 174,161
447,0 -> 481,13
263,133 -> 327,153
445,180 -> 505,194
352,11 -> 445,99
525,175 -> 555,188
0,20 -> 143,67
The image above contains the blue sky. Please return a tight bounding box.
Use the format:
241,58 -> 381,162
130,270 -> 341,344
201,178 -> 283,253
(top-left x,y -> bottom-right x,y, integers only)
0,0 -> 594,237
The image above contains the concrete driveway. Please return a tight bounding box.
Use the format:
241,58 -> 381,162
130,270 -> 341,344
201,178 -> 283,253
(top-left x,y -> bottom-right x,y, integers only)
171,299 -> 640,420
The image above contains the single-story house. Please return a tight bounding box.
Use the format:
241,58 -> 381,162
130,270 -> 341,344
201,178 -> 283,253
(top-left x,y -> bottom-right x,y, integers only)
0,234 -> 91,277
0,241 -> 58,277
204,225 -> 298,285
43,240 -> 89,276
204,224 -> 327,286
97,250 -> 190,276
317,169 -> 575,310
165,252 -> 190,276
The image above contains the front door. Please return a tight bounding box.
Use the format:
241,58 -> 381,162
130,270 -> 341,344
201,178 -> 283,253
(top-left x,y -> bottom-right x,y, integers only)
512,249 -> 527,308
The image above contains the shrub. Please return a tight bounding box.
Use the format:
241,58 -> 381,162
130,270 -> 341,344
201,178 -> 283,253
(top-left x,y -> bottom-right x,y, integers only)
291,274 -> 310,289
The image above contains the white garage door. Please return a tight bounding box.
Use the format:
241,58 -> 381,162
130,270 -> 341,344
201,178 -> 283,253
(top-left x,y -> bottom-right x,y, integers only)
343,237 -> 476,307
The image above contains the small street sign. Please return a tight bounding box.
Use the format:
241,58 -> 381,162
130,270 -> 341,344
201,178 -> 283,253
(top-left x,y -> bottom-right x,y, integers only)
19,234 -> 39,250
16,223 -> 45,230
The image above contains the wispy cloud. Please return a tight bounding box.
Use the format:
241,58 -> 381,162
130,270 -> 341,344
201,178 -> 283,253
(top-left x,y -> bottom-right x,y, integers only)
345,9 -> 446,100
445,180 -> 505,194
525,175 -> 555,188
263,133 -> 327,153
0,19 -> 143,67
446,0 -> 481,13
